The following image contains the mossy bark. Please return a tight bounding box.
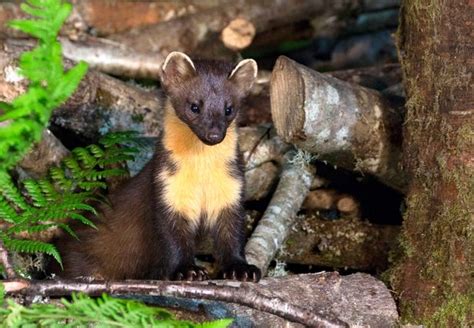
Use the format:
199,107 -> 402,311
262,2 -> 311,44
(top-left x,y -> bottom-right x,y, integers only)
391,0 -> 473,325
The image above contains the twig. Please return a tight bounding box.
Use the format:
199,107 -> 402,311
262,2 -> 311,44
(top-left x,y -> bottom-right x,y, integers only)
3,278 -> 348,328
0,239 -> 16,279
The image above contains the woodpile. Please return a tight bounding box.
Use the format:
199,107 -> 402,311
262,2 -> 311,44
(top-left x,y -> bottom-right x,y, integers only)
1,0 -> 407,325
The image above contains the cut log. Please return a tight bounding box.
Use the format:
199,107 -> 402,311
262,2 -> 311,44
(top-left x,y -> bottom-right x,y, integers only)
302,189 -> 339,211
279,214 -> 399,271
271,55 -> 406,192
1,39 -> 165,140
245,151 -> 314,275
0,1 -> 218,39
60,37 -> 164,80
302,189 -> 360,217
17,130 -> 70,179
336,196 -> 359,216
221,17 -> 256,51
110,0 -> 358,55
70,0 -> 217,37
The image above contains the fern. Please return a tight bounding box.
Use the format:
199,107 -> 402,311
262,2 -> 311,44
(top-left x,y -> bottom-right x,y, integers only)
0,0 -> 88,172
0,290 -> 232,328
0,132 -> 139,268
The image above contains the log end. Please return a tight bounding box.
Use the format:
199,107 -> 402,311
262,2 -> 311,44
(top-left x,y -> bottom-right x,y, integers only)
270,56 -> 306,143
221,18 -> 256,51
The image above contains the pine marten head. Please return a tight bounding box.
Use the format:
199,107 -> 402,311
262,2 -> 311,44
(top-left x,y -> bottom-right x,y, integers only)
160,52 -> 257,145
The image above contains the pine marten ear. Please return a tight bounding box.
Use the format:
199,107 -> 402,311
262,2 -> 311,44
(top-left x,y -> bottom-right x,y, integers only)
228,59 -> 258,94
161,52 -> 196,90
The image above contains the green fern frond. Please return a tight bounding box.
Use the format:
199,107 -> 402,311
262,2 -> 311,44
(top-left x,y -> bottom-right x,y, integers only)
0,292 -> 233,328
0,198 -> 21,224
23,180 -> 47,207
3,238 -> 61,266
0,131 -> 138,265
0,173 -> 29,211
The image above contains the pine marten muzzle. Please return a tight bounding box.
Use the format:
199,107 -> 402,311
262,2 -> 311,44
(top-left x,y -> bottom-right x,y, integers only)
53,52 -> 261,282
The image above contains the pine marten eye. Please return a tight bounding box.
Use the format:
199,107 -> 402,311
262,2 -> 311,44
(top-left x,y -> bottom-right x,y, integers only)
190,103 -> 200,114
225,105 -> 233,116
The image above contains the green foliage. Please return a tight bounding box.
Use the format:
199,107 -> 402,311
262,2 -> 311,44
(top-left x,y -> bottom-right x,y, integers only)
0,0 -> 88,171
0,132 -> 139,268
0,290 -> 232,328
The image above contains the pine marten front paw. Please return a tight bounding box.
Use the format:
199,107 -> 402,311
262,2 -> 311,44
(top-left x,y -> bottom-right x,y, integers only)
221,263 -> 261,282
173,265 -> 209,281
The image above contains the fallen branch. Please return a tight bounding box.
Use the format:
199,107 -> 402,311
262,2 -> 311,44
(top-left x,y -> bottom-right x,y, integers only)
271,56 -> 406,192
3,278 -> 347,328
245,151 -> 314,274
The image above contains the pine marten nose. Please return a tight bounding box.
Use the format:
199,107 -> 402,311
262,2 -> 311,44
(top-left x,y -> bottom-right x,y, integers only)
206,129 -> 224,144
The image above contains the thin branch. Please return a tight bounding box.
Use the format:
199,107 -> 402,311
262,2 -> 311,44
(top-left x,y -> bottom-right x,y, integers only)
0,240 -> 16,279
245,150 -> 314,275
3,278 -> 348,328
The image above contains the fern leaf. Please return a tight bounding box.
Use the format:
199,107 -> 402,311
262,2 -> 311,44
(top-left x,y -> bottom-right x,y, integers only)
7,222 -> 59,235
87,144 -> 105,159
72,147 -> 97,169
0,198 -> 20,224
49,167 -> 72,191
0,174 -> 29,211
37,179 -> 60,200
50,61 -> 88,106
23,180 -> 47,207
69,213 -> 96,229
3,238 -> 61,266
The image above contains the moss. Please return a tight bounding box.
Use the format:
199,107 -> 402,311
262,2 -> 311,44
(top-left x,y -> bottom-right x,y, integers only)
391,0 -> 473,322
428,293 -> 474,327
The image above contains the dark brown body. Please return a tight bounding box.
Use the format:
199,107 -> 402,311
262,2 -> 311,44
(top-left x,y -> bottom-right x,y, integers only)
53,52 -> 261,281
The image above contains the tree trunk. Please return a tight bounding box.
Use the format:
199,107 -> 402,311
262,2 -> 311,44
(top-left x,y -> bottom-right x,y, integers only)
390,0 -> 473,325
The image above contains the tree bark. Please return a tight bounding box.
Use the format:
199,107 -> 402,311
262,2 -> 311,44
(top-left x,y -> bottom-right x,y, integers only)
270,55 -> 406,192
390,0 -> 474,325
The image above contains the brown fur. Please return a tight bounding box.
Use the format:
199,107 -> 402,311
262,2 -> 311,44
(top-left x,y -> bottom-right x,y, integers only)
52,52 -> 261,282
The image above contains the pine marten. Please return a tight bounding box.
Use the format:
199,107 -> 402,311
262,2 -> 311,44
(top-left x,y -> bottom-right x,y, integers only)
53,52 -> 261,282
